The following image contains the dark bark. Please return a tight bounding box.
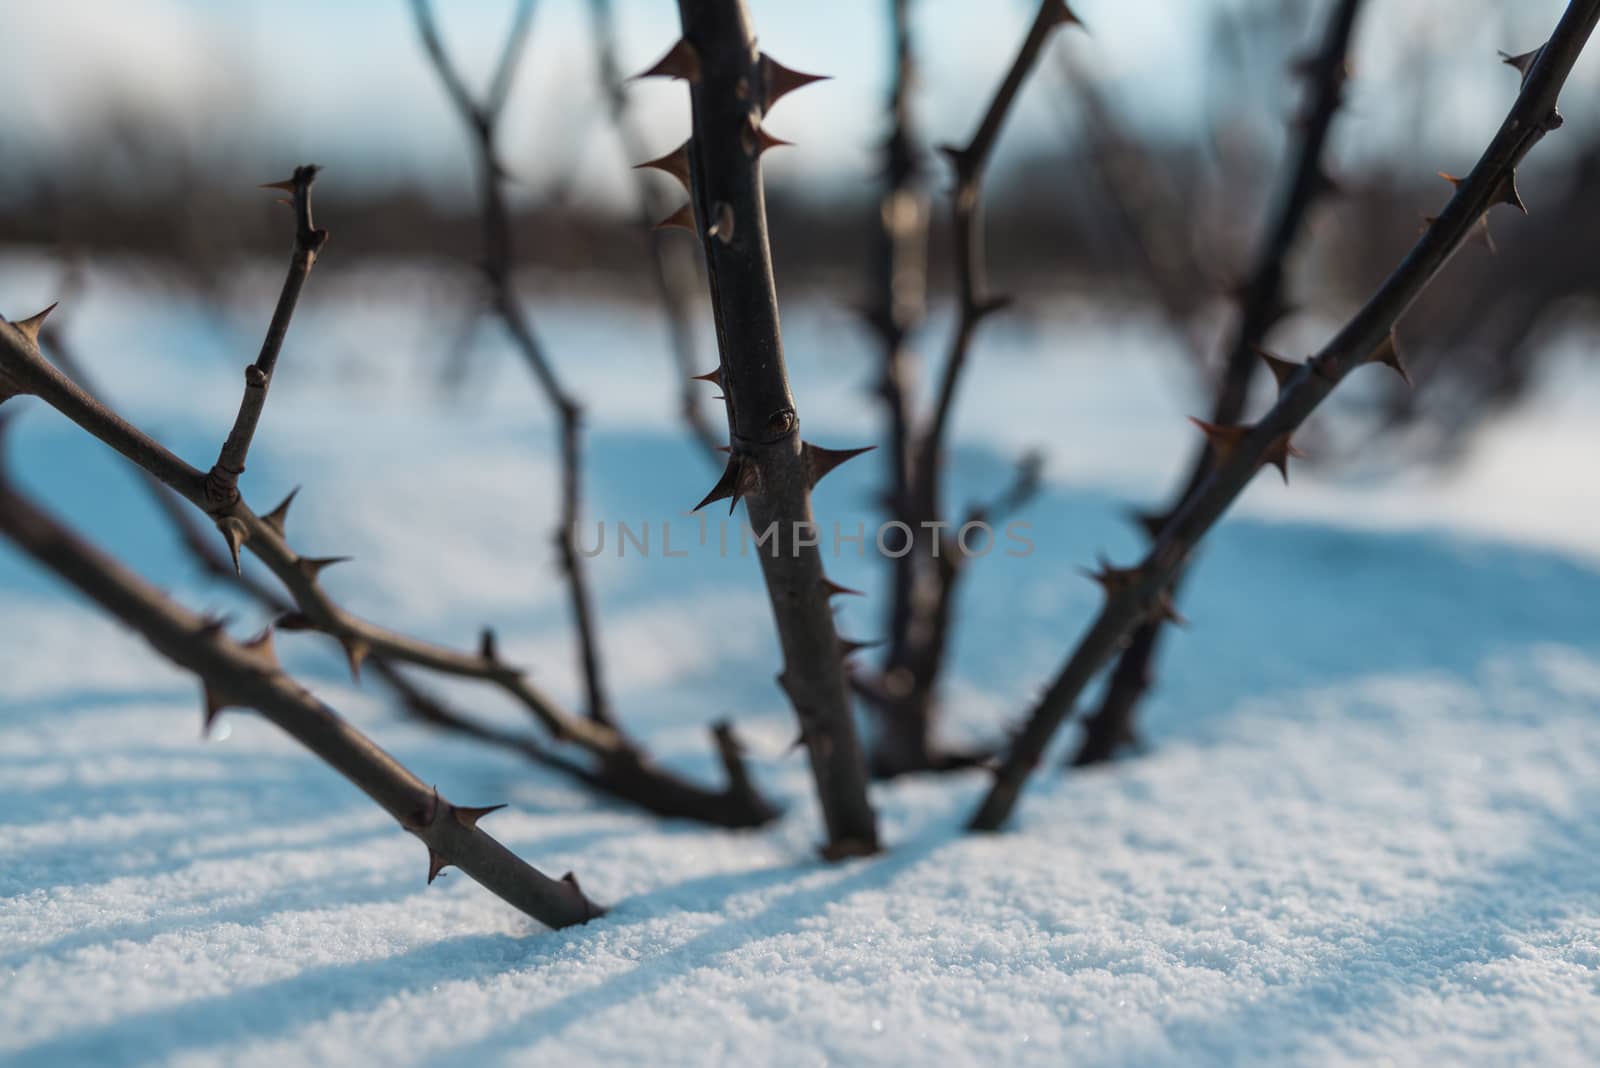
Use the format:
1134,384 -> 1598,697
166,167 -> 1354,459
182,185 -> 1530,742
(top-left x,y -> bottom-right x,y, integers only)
974,0 -> 1600,829
0,455 -> 602,928
868,0 -> 1079,777
671,0 -> 880,856
1074,0 -> 1368,767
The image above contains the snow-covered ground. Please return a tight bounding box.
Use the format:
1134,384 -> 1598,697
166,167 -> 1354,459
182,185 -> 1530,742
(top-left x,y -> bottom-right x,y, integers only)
2,263 -> 1598,1066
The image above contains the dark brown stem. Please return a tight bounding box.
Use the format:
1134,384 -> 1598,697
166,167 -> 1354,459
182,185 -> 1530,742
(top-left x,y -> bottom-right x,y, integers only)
0,453 -> 601,928
973,0 -> 1600,830
588,0 -> 721,461
914,1 -> 1078,498
869,0 -> 1079,777
374,661 -> 780,828
41,326 -> 294,611
870,0 -> 930,659
205,164 -> 327,511
410,0 -> 615,732
1074,0 -> 1368,767
672,0 -> 879,857
2,300 -> 776,828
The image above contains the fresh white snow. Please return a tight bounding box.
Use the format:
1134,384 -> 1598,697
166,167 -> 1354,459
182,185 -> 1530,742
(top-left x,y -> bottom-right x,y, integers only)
2,264 -> 1598,1066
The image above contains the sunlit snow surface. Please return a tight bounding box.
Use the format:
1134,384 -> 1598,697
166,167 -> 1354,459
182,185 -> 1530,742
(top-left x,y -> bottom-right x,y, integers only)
2,262 -> 1597,1066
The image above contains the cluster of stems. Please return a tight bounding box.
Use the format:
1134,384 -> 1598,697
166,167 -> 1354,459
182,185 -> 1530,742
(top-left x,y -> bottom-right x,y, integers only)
1,0 -> 1594,926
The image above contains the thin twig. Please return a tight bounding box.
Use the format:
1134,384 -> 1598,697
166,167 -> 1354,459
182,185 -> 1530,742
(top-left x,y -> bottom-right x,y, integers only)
205,164 -> 327,514
0,445 -> 602,928
867,0 -> 1079,777
1,280 -> 777,829
863,0 -> 934,774
972,0 -> 1600,830
1074,0 -> 1368,767
40,325 -> 294,611
410,0 -> 614,732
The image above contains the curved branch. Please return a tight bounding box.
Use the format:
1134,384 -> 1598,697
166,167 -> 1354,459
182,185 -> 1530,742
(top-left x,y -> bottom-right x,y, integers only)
2,295 -> 776,827
0,456 -> 602,928
1075,0 -> 1369,766
670,0 -> 880,856
973,0 -> 1600,830
410,0 -> 614,732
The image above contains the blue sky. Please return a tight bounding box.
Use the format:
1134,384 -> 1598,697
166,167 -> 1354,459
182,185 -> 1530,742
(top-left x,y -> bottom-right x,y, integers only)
2,0 -> 1594,207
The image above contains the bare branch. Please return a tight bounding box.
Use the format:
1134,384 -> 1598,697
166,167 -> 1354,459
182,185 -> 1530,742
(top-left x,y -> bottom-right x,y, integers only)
205,164 -> 327,515
0,447 -> 602,928
1076,0 -> 1369,767
670,0 -> 880,857
917,0 -> 1080,492
410,0 -> 613,730
973,0 -> 1600,830
868,0 -> 930,737
868,0 -> 1078,778
1,301 -> 776,827
487,0 -> 539,120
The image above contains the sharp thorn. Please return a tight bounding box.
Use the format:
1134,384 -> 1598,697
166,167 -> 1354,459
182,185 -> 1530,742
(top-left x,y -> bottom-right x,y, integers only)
691,367 -> 723,388
1490,171 -> 1527,215
298,555 -> 352,580
427,849 -> 449,884
753,125 -> 792,155
1081,554 -> 1140,597
240,626 -> 280,667
453,803 -> 507,830
201,685 -> 229,737
262,486 -> 300,537
1187,417 -> 1249,466
216,517 -> 249,576
822,577 -> 865,598
1368,331 -> 1412,386
634,140 -> 692,191
633,39 -> 702,83
1254,347 -> 1301,392
802,442 -> 874,489
341,637 -> 371,683
1128,509 -> 1166,541
1262,433 -> 1304,484
693,455 -> 746,513
479,627 -> 498,663
654,203 -> 696,233
759,53 -> 829,112
1499,45 -> 1543,85
12,302 -> 58,343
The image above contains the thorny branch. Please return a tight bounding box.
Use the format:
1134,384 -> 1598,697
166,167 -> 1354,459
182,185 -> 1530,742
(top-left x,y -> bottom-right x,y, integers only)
0,431 -> 603,928
410,0 -> 613,733
866,0 -> 1077,777
204,164 -> 328,521
1,192 -> 776,831
1074,0 -> 1369,767
662,0 -> 880,856
972,0 -> 1600,830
